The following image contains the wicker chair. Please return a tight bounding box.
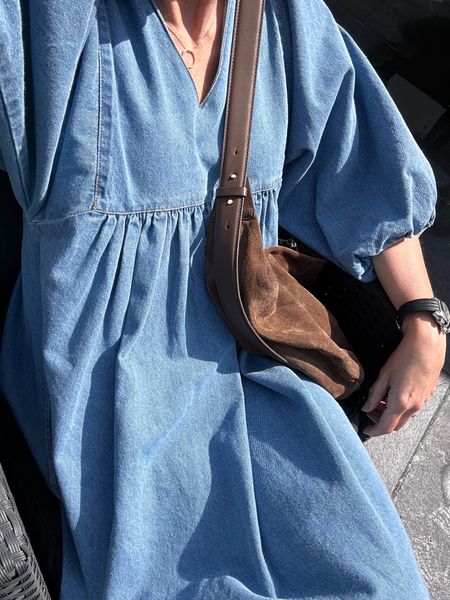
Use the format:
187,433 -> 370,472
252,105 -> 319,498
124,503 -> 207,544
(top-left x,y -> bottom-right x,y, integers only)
0,464 -> 51,600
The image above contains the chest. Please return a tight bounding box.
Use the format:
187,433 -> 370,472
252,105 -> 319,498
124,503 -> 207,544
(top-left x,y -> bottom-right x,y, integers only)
93,0 -> 290,213
161,3 -> 225,106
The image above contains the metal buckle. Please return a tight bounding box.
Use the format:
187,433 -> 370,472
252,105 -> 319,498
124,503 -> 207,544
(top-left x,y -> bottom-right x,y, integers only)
433,299 -> 450,334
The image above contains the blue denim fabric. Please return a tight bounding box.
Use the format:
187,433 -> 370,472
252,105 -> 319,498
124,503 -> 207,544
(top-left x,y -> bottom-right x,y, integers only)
0,0 -> 436,598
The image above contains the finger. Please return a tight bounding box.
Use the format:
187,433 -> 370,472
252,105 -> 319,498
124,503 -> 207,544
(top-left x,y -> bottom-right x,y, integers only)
361,372 -> 390,413
393,411 -> 416,431
365,402 -> 387,424
362,400 -> 404,437
393,401 -> 426,431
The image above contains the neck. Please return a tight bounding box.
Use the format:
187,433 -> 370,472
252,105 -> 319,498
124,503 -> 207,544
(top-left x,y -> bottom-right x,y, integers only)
154,0 -> 220,42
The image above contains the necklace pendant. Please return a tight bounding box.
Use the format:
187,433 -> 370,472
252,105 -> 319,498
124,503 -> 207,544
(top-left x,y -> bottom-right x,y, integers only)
181,49 -> 195,69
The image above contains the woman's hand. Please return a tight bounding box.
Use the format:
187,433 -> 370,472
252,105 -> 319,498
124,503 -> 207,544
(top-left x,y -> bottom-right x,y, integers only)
360,313 -> 446,437
363,234 -> 447,437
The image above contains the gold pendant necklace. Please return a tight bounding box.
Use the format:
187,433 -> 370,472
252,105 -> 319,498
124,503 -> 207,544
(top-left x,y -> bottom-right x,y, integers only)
163,6 -> 218,69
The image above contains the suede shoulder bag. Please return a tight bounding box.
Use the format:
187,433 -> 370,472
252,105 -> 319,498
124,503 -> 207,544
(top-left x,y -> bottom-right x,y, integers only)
204,0 -> 402,440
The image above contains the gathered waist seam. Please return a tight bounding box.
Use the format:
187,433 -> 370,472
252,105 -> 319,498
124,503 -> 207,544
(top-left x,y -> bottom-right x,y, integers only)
25,178 -> 283,224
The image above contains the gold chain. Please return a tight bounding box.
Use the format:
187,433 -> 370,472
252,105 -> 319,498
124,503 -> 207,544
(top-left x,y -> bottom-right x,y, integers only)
161,5 -> 219,69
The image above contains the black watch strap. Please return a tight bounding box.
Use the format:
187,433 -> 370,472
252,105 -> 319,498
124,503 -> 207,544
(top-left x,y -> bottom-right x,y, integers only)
397,297 -> 450,333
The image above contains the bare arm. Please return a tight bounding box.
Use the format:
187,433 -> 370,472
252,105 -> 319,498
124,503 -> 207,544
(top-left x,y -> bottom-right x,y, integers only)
360,236 -> 447,436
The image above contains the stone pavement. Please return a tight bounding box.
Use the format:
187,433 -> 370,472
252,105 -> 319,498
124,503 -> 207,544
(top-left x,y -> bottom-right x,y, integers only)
365,373 -> 450,599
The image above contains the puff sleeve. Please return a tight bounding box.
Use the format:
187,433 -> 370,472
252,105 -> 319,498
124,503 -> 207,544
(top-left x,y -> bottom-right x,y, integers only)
277,0 -> 437,282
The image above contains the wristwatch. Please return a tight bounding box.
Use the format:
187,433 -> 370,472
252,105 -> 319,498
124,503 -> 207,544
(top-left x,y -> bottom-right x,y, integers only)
396,297 -> 450,334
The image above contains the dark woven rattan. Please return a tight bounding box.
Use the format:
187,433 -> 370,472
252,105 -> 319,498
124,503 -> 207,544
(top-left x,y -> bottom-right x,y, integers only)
0,464 -> 51,599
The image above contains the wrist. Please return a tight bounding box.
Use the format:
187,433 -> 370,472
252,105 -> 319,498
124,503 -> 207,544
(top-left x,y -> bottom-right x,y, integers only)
401,312 -> 444,339
397,297 -> 450,339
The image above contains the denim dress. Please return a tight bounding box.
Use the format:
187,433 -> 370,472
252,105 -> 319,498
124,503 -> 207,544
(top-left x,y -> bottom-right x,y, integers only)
0,0 -> 437,598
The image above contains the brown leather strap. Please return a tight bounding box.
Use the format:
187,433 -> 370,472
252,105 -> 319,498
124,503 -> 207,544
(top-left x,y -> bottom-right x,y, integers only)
215,186 -> 247,198
218,0 -> 264,191
212,0 -> 291,366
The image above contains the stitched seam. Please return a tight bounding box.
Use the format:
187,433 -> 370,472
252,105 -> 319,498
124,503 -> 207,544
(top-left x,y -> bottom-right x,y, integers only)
244,0 -> 265,179
25,180 -> 282,223
26,208 -> 97,226
219,0 -> 239,177
220,0 -> 265,189
89,179 -> 282,216
93,199 -> 214,215
91,7 -> 104,211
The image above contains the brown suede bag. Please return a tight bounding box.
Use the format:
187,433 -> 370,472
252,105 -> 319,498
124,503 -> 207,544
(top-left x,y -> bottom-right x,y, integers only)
204,0 -> 364,400
205,185 -> 364,400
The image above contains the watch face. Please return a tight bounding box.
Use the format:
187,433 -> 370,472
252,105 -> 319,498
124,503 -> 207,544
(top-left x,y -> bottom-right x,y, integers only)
434,300 -> 450,334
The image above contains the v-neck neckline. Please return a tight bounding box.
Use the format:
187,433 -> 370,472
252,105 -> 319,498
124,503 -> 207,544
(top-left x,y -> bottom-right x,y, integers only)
149,0 -> 233,109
